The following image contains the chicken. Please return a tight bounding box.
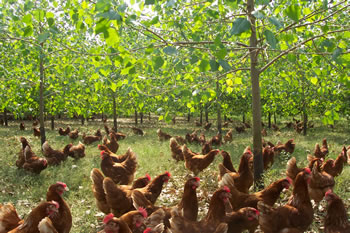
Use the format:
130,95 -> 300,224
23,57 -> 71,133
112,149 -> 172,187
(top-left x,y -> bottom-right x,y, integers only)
198,132 -> 206,145
90,168 -> 151,215
313,139 -> 329,159
58,127 -> 70,136
120,208 -> 148,233
321,146 -> 347,177
169,137 -> 184,161
203,122 -> 211,131
262,146 -> 275,170
195,121 -> 202,127
104,124 -> 110,135
95,129 -> 103,137
38,217 -> 58,233
16,137 -> 31,168
177,177 -> 200,221
182,145 -> 220,175
22,146 -> 48,174
97,144 -> 129,163
98,213 -> 132,233
157,129 -> 171,141
102,172 -> 170,217
110,130 -> 127,140
131,127 -> 144,136
308,161 -> 335,204
32,120 -> 39,126
274,139 -> 295,154
19,123 -> 25,131
220,173 -> 291,211
201,141 -> 212,155
100,148 -> 138,185
286,156 -> 318,184
0,203 -> 23,232
209,133 -> 222,146
261,128 -> 267,137
68,129 -> 79,140
222,122 -> 229,127
7,201 -> 59,233
223,129 -> 233,143
46,182 -> 72,233
42,141 -> 69,165
174,136 -> 186,145
33,127 -> 41,137
220,150 -> 236,173
218,147 -> 254,193
243,122 -> 251,128
271,124 -> 279,131
67,142 -> 85,159
224,207 -> 259,233
324,190 -> 350,233
102,133 -> 119,153
235,125 -> 245,134
257,168 -> 313,233
169,186 -> 231,233
82,132 -> 101,145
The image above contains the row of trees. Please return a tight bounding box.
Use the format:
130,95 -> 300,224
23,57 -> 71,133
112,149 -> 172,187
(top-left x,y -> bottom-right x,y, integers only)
0,0 -> 349,184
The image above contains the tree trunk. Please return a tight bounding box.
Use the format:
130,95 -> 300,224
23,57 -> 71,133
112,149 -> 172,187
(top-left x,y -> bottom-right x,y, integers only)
149,112 -> 151,121
216,79 -> 222,134
205,104 -> 209,122
51,116 -> 54,130
224,115 -> 227,122
39,38 -> 46,146
274,112 -> 277,125
268,112 -> 271,128
135,109 -> 138,125
140,112 -> 143,124
200,108 -> 203,124
113,94 -> 117,131
303,112 -> 308,136
187,111 -> 190,122
81,116 -> 85,125
243,112 -> 245,123
248,0 -> 263,189
4,108 -> 8,126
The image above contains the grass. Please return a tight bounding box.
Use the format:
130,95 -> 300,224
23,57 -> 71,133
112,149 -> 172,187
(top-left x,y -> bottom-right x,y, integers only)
0,117 -> 349,232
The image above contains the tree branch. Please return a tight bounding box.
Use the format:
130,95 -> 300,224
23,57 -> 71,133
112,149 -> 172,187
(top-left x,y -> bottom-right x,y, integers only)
259,28 -> 350,74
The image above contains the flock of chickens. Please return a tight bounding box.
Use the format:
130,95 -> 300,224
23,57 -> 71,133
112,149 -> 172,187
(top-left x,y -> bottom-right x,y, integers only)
1,121 -> 350,233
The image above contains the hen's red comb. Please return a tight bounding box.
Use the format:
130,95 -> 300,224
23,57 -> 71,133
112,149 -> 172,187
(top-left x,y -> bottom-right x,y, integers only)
223,186 -> 230,193
103,213 -> 114,224
138,207 -> 148,218
286,177 -> 293,184
143,228 -> 152,233
194,177 -> 200,182
165,171 -> 171,177
146,174 -> 151,181
56,181 -> 67,188
254,209 -> 260,215
325,189 -> 332,196
304,168 -> 311,174
51,200 -> 60,209
100,150 -> 105,156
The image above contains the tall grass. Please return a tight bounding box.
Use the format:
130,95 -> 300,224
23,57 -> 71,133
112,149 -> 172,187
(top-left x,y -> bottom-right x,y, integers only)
0,117 -> 349,232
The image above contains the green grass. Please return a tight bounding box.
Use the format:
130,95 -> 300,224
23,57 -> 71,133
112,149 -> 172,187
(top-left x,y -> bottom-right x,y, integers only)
0,117 -> 349,232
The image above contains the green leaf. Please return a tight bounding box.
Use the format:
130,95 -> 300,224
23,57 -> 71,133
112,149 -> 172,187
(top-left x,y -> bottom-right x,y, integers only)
150,16 -> 159,25
268,17 -> 283,30
163,46 -> 177,55
199,60 -> 210,72
264,30 -> 278,49
96,10 -> 122,21
145,0 -> 155,5
111,82 -> 117,92
215,48 -> 227,59
218,59 -> 231,71
285,4 -> 301,22
256,0 -> 269,5
332,47 -> 342,60
153,56 -> 164,70
47,18 -> 54,27
310,77 -> 318,85
23,26 -> 33,37
210,59 -> 219,71
226,79 -> 233,86
22,14 -> 32,25
253,11 -> 265,19
230,18 -> 251,35
38,32 -> 50,43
